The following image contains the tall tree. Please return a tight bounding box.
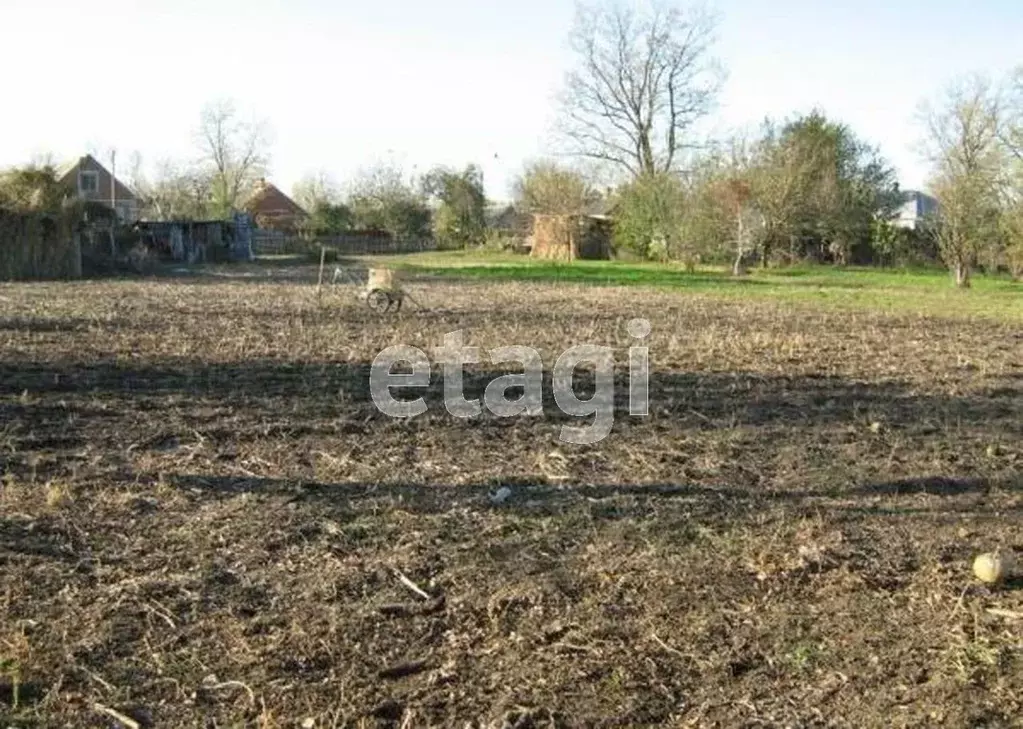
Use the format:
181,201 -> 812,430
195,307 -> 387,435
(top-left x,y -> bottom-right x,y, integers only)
999,183 -> 1023,280
612,171 -> 688,261
196,99 -> 271,218
559,0 -> 723,179
292,171 -> 340,214
920,75 -> 1004,287
512,161 -> 598,215
997,66 -> 1023,279
130,157 -> 211,221
293,171 -> 353,234
1000,66 -> 1023,162
0,163 -> 66,213
775,111 -> 901,264
422,164 -> 488,248
345,163 -> 431,239
705,135 -> 764,274
747,119 -> 826,266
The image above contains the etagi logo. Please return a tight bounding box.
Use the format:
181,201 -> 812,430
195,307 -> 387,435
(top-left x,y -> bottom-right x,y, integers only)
369,318 -> 651,445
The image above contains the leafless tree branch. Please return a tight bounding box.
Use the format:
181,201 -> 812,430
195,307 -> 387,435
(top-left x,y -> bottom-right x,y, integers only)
196,99 -> 272,217
558,0 -> 723,179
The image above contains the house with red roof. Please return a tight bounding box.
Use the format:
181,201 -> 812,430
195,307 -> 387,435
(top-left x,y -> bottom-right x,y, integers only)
244,179 -> 308,231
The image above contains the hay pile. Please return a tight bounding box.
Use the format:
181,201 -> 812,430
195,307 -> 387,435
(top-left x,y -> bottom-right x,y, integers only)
530,214 -> 612,261
0,209 -> 81,280
530,214 -> 576,261
367,267 -> 399,291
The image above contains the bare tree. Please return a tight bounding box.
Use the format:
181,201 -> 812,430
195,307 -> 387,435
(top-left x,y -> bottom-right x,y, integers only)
196,99 -> 271,218
708,135 -> 764,275
558,0 -> 723,179
995,68 -> 1023,280
999,66 -> 1023,161
130,154 -> 212,221
292,171 -> 341,214
920,75 -> 1004,287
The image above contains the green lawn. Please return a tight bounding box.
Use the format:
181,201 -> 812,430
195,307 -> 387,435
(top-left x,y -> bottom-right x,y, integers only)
361,250 -> 1022,322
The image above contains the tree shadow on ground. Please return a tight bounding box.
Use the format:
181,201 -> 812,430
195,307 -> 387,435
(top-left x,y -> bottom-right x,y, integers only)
1,357 -> 1019,463
161,472 -> 1023,520
853,476 -> 991,497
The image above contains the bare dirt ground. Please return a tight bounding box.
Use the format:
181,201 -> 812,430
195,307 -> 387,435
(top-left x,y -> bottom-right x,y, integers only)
1,267 -> 1021,728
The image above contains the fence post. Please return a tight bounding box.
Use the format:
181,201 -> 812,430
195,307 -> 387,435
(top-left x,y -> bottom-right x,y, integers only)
317,245 -> 326,305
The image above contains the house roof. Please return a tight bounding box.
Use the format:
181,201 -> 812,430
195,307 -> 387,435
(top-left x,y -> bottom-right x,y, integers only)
487,204 -> 532,231
245,179 -> 307,218
56,154 -> 139,202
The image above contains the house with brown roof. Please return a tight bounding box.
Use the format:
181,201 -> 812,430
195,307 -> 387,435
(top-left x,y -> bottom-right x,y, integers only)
245,179 -> 308,231
57,154 -> 140,223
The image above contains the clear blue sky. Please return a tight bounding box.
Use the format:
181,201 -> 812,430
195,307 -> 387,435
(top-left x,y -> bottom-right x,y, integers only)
2,0 -> 1021,201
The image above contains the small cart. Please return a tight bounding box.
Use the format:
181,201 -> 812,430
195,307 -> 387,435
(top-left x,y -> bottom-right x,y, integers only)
332,265 -> 414,313
362,267 -> 404,313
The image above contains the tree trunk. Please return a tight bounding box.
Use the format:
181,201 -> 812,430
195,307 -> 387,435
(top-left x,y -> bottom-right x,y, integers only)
732,247 -> 748,276
732,212 -> 748,276
954,262 -> 971,288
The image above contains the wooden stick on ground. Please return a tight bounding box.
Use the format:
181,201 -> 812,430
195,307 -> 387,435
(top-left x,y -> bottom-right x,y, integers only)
401,288 -> 428,311
378,659 -> 429,679
391,567 -> 432,600
986,608 -> 1023,620
92,703 -> 140,729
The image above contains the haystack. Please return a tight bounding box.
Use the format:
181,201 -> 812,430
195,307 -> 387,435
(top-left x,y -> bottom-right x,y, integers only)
530,214 -> 575,260
367,267 -> 399,292
529,214 -> 612,261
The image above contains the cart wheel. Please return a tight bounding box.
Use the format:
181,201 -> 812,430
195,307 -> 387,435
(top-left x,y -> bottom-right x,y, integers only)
366,288 -> 391,312
388,294 -> 403,313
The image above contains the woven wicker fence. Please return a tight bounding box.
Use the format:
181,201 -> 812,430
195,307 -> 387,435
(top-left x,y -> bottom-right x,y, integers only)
0,209 -> 81,280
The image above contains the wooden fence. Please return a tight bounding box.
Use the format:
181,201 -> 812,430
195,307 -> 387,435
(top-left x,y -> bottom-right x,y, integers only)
0,210 -> 82,280
252,231 -> 436,257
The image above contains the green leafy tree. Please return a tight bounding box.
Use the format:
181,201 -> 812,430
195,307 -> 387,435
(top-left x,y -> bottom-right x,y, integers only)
749,112 -> 900,266
292,172 -> 353,235
0,164 -> 68,213
1000,197 -> 1023,280
613,172 -> 688,261
512,161 -> 598,215
785,112 -> 901,264
747,119 -> 825,266
421,164 -> 487,249
292,172 -> 338,213
345,163 -> 431,239
308,202 -> 353,235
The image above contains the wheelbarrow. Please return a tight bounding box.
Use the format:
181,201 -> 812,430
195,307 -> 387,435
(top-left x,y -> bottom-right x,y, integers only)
362,267 -> 404,312
331,265 -> 422,313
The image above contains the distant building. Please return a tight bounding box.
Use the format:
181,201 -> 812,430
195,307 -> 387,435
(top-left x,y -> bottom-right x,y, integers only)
132,213 -> 253,263
486,203 -> 532,236
56,154 -> 140,223
894,190 -> 939,230
245,179 -> 308,231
